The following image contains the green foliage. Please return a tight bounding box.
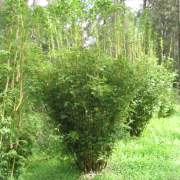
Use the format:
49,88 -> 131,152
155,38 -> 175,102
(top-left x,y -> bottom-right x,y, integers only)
0,0 -> 176,178
158,60 -> 175,118
43,48 -> 138,172
128,58 -> 175,136
158,97 -> 174,118
20,104 -> 180,180
26,112 -> 62,155
0,114 -> 33,179
0,1 -> 38,178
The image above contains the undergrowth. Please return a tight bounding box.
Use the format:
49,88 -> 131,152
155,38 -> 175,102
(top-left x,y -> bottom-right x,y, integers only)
20,103 -> 180,180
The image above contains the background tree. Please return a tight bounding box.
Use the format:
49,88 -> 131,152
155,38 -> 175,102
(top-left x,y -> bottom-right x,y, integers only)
142,0 -> 179,87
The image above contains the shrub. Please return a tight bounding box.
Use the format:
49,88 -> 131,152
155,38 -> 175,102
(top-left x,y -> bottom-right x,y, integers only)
0,121 -> 33,179
157,63 -> 175,118
128,59 -> 174,136
158,97 -> 174,118
43,48 -> 138,172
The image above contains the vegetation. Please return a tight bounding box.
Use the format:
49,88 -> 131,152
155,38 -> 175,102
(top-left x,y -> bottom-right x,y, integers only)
128,60 -> 175,136
0,0 -> 179,179
44,48 -> 139,172
19,103 -> 180,180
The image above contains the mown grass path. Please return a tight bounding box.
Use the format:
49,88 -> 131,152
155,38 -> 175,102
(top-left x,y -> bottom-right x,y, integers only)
20,105 -> 180,180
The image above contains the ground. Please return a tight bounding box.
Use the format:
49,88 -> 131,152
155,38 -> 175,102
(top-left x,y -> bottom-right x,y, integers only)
19,104 -> 180,180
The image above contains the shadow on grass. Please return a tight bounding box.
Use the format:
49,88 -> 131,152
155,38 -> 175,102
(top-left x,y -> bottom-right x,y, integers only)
19,156 -> 80,180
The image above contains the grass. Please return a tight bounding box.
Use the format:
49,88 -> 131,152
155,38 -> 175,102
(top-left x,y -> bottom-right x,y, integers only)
19,155 -> 80,180
19,105 -> 180,180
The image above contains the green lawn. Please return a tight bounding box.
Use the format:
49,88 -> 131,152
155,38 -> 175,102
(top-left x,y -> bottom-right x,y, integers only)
19,105 -> 180,180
